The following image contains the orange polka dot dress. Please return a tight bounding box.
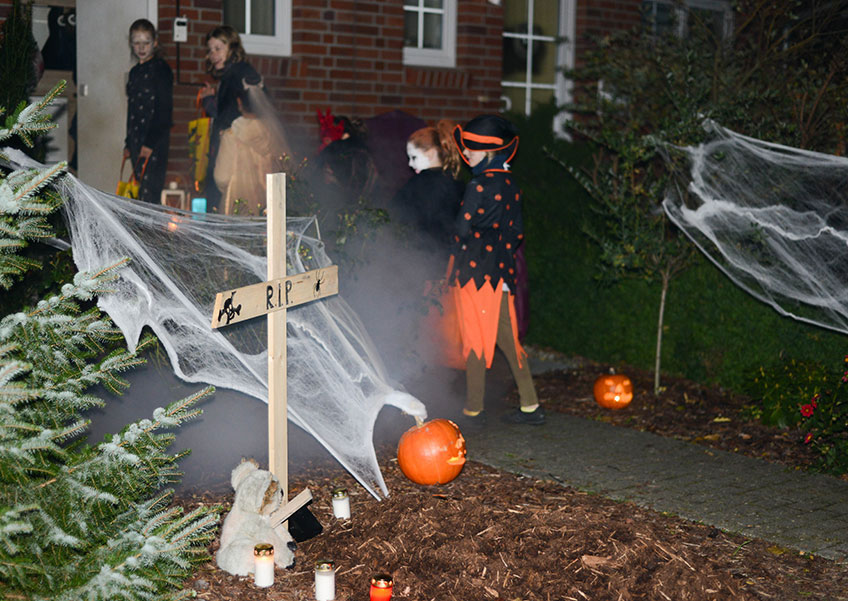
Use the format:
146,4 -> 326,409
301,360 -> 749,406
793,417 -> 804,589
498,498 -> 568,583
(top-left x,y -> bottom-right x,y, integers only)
452,169 -> 523,291
450,168 -> 526,368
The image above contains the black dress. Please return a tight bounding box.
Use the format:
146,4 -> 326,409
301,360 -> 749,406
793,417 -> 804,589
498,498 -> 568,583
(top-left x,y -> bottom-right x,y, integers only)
125,56 -> 173,204
393,167 -> 463,259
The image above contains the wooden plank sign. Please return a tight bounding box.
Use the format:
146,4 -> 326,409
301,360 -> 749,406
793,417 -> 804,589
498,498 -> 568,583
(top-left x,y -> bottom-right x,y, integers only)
210,265 -> 338,329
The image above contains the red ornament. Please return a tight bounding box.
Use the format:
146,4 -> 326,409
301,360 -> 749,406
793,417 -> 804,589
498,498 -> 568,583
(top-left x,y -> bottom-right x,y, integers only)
397,419 -> 467,485
593,373 -> 634,410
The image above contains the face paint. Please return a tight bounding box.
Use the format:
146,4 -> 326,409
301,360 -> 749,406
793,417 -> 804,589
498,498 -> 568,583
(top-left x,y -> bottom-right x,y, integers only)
131,32 -> 156,63
407,143 -> 432,174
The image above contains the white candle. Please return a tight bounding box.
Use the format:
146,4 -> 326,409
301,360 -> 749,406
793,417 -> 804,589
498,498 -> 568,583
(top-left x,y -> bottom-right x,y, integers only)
315,560 -> 335,600
253,543 -> 274,588
332,488 -> 351,519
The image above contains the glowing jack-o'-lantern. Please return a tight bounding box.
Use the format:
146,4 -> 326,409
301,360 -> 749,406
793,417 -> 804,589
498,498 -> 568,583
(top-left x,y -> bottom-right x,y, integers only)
397,418 -> 467,485
593,373 -> 633,410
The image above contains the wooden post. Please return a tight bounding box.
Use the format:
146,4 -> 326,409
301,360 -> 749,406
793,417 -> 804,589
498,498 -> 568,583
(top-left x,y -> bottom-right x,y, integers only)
266,173 -> 287,501
209,172 -> 338,520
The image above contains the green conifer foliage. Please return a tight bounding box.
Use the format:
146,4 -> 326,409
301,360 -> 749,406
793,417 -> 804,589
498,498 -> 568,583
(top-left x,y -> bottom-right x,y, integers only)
0,0 -> 39,123
1,86 -> 219,600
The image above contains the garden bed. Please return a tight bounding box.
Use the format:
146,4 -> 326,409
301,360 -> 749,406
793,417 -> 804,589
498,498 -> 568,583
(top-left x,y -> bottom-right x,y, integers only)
178,355 -> 847,600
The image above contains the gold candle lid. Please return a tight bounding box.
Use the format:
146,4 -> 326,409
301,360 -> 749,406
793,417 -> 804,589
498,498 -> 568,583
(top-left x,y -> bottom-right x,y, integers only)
332,487 -> 348,499
253,543 -> 274,556
315,560 -> 335,572
371,573 -> 393,588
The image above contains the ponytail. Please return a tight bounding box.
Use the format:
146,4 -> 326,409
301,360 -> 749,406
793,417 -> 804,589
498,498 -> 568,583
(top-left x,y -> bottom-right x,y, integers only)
436,119 -> 461,178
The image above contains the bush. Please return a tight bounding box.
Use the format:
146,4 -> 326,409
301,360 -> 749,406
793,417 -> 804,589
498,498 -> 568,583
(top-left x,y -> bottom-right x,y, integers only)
512,104 -> 847,395
799,357 -> 848,475
742,359 -> 836,429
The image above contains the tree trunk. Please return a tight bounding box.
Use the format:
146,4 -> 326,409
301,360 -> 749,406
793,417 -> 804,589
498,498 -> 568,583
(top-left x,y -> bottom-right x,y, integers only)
654,267 -> 671,396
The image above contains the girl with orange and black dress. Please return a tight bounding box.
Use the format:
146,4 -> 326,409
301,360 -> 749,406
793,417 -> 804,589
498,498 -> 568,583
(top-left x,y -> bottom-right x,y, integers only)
451,115 -> 542,426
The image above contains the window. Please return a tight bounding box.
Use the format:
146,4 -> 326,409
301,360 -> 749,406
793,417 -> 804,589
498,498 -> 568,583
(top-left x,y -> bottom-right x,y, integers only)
501,0 -> 574,119
642,0 -> 733,40
403,0 -> 457,68
223,0 -> 291,57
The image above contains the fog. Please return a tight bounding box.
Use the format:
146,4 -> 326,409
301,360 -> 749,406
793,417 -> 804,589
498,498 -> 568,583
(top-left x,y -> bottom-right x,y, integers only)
84,216 -> 472,495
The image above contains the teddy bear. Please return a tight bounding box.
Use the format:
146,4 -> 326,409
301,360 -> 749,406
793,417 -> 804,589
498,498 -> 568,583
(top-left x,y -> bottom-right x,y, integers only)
216,459 -> 297,576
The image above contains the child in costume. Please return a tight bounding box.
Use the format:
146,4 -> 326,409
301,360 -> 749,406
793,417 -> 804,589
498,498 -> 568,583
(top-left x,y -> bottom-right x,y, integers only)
123,19 -> 173,204
451,115 -> 542,426
213,73 -> 280,216
393,120 -> 465,274
199,26 -> 263,212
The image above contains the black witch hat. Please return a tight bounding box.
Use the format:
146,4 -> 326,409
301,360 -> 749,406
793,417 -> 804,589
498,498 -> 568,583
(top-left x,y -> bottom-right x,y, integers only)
453,114 -> 519,165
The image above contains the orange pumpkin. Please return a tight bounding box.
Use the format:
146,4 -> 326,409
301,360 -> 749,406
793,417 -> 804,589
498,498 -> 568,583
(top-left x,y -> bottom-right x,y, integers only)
397,418 -> 467,485
593,374 -> 633,410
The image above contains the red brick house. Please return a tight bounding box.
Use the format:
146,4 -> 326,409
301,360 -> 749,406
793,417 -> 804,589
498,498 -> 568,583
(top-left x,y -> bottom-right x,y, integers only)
1,1 -> 733,192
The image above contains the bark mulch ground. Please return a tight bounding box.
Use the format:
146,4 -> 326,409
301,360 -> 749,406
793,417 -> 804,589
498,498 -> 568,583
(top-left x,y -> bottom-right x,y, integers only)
178,353 -> 848,600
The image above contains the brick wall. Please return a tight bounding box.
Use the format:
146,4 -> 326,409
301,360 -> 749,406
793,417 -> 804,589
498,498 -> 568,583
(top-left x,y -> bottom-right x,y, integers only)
0,1 -> 643,188
157,0 -> 504,186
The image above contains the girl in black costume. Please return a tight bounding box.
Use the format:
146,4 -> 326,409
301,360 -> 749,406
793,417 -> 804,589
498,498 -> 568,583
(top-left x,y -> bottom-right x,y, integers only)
199,26 -> 262,212
123,19 -> 173,204
392,120 -> 465,279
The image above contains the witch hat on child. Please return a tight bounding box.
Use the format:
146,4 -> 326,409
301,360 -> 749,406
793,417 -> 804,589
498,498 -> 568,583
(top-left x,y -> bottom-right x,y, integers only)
452,114 -> 519,166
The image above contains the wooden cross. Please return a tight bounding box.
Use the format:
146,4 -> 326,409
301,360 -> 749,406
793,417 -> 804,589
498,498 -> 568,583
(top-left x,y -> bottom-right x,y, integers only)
210,173 -> 339,523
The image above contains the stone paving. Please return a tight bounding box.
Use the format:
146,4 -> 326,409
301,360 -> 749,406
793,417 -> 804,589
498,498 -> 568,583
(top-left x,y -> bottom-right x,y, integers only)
462,357 -> 848,561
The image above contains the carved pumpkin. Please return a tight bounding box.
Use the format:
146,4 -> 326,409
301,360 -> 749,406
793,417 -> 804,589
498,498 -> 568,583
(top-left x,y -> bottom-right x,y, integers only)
593,374 -> 633,410
397,418 -> 467,485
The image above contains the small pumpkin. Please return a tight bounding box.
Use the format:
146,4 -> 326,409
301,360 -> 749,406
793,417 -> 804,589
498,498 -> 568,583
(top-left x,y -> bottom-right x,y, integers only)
593,373 -> 633,410
397,418 -> 467,485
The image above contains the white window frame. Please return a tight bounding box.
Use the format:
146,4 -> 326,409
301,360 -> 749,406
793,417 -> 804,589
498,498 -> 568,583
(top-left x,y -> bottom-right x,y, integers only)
225,0 -> 292,57
403,0 -> 457,68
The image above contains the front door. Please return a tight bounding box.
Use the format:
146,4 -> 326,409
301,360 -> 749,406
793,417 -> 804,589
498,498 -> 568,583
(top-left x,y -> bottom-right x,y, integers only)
76,0 -> 157,193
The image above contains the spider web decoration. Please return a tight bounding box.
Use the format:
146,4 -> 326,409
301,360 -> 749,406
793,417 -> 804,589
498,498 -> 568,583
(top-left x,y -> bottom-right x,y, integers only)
663,120 -> 848,335
3,148 -> 427,500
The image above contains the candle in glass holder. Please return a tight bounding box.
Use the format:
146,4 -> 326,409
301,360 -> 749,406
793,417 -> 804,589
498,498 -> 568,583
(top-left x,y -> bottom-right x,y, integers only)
370,573 -> 393,601
332,488 -> 351,519
314,560 -> 335,601
253,543 -> 274,588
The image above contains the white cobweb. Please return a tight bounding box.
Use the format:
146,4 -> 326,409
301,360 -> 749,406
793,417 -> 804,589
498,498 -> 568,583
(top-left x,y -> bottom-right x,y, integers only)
662,120 -> 848,335
3,148 -> 426,500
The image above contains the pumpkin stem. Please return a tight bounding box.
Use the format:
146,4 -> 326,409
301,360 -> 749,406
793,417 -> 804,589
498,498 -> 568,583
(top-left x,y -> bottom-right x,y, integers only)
414,416 -> 424,427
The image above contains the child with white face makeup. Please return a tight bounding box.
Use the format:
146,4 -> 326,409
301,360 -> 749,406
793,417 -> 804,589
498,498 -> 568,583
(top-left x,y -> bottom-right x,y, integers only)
393,120 -> 465,258
123,18 -> 173,203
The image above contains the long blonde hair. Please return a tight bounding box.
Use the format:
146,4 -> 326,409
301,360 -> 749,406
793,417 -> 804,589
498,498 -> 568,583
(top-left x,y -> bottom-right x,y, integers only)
408,119 -> 462,177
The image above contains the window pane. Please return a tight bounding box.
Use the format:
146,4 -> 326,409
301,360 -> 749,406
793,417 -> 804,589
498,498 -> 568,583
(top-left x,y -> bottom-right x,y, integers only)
503,0 -> 529,35
223,0 -> 246,33
404,12 -> 419,47
503,34 -> 528,79
531,40 -> 557,84
530,87 -> 554,111
424,0 -> 443,7
641,1 -> 675,35
532,0 -> 559,37
403,0 -> 418,5
502,87 -> 525,114
689,7 -> 724,39
250,0 -> 275,36
422,13 -> 443,49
